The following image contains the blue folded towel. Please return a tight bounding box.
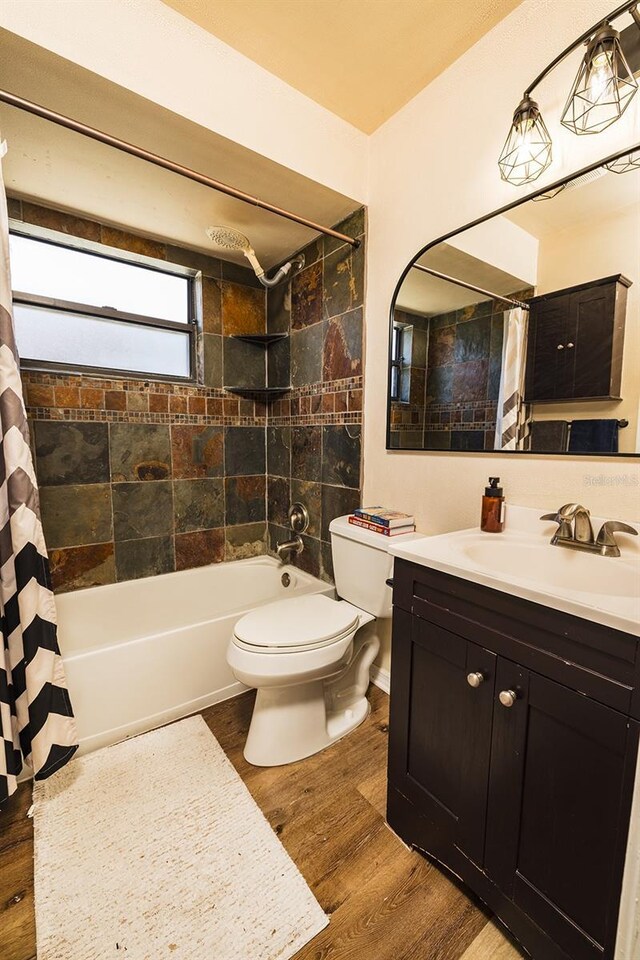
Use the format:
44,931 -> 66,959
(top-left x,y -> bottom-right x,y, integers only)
568,419 -> 619,453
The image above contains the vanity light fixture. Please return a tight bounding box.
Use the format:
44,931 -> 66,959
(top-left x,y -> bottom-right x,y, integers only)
498,98 -> 553,185
561,24 -> 637,134
499,1 -> 640,186
604,148 -> 640,171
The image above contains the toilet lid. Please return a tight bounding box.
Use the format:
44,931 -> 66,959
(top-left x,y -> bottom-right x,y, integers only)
234,595 -> 359,650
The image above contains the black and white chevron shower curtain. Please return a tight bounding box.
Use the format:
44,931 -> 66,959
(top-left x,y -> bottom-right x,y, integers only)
0,143 -> 78,806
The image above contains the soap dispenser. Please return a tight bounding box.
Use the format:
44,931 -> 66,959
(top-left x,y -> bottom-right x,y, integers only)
481,477 -> 505,533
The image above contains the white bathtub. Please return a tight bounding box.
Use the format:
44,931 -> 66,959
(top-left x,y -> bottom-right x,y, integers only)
55,556 -> 334,755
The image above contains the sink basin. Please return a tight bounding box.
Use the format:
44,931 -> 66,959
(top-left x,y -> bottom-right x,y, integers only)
389,506 -> 640,635
460,536 -> 639,600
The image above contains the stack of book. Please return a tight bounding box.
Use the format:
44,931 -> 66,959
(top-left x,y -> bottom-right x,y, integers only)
349,506 -> 416,537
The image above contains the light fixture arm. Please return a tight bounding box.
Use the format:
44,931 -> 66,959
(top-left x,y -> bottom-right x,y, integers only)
523,0 -> 639,99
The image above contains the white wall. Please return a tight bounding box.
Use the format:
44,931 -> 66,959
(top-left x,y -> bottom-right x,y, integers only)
0,0 -> 368,204
366,0 -> 640,539
450,216 -> 538,287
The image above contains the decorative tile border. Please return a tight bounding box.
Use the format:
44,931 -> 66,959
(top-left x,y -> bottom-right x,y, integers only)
22,371 -> 268,425
268,376 -> 363,425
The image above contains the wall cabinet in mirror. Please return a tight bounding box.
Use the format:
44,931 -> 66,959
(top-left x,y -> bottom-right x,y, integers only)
525,275 -> 629,403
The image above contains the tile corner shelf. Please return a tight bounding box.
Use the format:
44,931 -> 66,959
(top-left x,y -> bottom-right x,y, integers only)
224,385 -> 291,402
230,333 -> 289,346
225,334 -> 290,402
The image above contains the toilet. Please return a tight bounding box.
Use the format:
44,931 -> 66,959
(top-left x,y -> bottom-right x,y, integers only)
227,514 -> 420,766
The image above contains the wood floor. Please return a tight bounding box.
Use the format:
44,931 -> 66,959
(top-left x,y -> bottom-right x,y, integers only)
0,687 -> 525,960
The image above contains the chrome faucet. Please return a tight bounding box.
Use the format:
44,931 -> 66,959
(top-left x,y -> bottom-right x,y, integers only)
276,535 -> 303,562
276,502 -> 309,563
541,503 -> 637,558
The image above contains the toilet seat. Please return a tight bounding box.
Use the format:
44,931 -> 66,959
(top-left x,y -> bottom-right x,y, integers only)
233,594 -> 360,654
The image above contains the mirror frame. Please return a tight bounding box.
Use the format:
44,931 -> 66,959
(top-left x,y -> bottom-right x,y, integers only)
386,141 -> 640,458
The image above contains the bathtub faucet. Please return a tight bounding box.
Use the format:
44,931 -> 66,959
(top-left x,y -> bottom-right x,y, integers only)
276,535 -> 303,563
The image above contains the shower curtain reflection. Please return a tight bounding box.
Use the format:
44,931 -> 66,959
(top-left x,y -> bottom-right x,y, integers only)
494,307 -> 530,450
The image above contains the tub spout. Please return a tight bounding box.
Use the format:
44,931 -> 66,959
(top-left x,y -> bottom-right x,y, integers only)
276,535 -> 303,563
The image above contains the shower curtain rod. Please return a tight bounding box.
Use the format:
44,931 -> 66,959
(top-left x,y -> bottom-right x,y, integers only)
0,88 -> 360,249
412,263 -> 530,310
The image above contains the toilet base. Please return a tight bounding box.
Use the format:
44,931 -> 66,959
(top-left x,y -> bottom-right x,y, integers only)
243,630 -> 379,766
243,682 -> 370,766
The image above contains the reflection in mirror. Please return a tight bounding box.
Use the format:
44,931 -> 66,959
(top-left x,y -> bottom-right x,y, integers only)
388,157 -> 639,455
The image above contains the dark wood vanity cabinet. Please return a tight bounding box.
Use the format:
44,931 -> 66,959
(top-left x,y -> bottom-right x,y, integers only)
387,559 -> 640,960
524,275 -> 630,403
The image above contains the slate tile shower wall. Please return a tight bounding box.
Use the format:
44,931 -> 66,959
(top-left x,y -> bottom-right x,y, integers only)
265,208 -> 366,581
10,199 -> 270,592
390,292 -> 533,451
11,199 -> 366,592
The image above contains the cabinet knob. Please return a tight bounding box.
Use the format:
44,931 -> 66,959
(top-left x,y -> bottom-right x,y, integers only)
567,342 -> 574,348
557,344 -> 564,350
499,689 -> 517,708
467,672 -> 485,688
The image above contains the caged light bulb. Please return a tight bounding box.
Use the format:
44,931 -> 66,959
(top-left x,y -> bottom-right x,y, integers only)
561,25 -> 637,135
498,98 -> 553,186
586,50 -> 615,102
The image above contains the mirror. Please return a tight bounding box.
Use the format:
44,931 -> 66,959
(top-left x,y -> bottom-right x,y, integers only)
387,152 -> 640,455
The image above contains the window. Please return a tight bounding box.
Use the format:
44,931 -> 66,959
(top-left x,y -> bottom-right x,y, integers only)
389,322 -> 407,402
9,227 -> 197,380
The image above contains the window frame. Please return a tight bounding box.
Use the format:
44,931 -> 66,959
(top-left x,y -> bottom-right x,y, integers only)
9,220 -> 200,384
389,321 -> 406,403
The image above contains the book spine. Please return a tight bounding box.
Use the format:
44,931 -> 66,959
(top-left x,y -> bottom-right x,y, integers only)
354,511 -> 393,527
354,510 -> 414,528
357,513 -> 389,527
348,517 -> 415,537
349,517 -> 391,535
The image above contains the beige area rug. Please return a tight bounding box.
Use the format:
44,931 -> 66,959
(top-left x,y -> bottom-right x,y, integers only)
33,715 -> 328,960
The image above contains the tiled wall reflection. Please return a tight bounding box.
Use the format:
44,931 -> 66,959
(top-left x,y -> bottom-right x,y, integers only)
390,292 -> 532,451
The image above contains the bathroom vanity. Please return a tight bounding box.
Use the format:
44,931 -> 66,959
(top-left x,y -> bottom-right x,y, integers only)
386,510 -> 640,960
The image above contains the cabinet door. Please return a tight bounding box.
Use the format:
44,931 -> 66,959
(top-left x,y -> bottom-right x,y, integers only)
570,282 -> 618,398
525,294 -> 570,401
485,662 -> 638,960
388,608 -> 496,866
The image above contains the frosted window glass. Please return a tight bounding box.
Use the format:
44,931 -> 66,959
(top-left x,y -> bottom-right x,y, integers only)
9,234 -> 189,323
14,304 -> 191,378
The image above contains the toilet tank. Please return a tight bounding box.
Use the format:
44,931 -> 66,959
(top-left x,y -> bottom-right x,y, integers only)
329,515 -> 419,619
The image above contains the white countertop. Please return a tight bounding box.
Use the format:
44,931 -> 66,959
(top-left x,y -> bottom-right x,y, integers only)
389,505 -> 640,636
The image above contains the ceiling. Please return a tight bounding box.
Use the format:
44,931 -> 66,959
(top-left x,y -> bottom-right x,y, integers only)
506,165 -> 640,239
160,0 -> 524,133
396,243 -> 528,317
0,30 -> 360,268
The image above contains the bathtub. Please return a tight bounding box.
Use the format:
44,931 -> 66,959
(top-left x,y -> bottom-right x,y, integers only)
55,556 -> 334,755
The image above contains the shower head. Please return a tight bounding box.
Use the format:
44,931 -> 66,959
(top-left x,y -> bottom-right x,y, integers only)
205,224 -> 305,288
205,225 -> 252,253
205,225 -> 263,278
